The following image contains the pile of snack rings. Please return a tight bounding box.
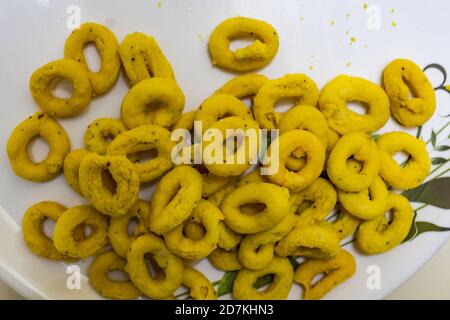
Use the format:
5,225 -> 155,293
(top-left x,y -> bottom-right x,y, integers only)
6,17 -> 435,300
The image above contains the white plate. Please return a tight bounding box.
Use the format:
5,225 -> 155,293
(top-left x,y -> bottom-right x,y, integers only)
0,0 -> 449,300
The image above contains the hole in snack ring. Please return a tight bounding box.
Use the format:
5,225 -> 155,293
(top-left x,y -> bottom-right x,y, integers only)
50,77 -> 73,99
144,253 -> 166,280
101,169 -> 118,194
274,97 -> 297,113
41,218 -> 56,239
27,136 -> 50,163
347,101 -> 369,115
129,148 -> 159,163
106,269 -> 131,282
83,42 -> 102,72
229,37 -> 257,52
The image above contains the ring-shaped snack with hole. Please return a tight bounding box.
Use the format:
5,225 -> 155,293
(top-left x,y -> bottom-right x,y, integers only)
208,17 -> 279,72
7,112 -> 71,182
318,75 -> 390,134
208,247 -> 243,271
84,118 -> 127,155
377,131 -> 430,190
221,182 -> 290,234
232,257 -> 293,300
107,124 -> 175,183
53,205 -> 109,258
327,132 -> 380,192
89,250 -> 141,299
148,166 -> 203,234
356,193 -> 414,254
215,74 -> 268,105
121,78 -> 184,129
64,22 -> 120,96
126,233 -> 183,299
63,149 -> 90,195
119,32 -> 175,86
253,74 -> 319,129
29,59 -> 92,118
383,59 -> 436,127
79,153 -> 140,217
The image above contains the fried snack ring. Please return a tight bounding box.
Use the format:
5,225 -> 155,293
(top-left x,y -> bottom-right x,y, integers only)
202,116 -> 260,177
89,251 -> 141,300
327,210 -> 360,240
172,110 -> 196,131
208,247 -> 243,271
126,233 -> 183,299
22,201 -> 76,260
291,178 -> 337,227
169,266 -> 217,300
109,199 -> 149,258
327,132 -> 380,192
233,257 -> 293,300
208,17 -> 279,72
53,205 -> 109,258
195,94 -> 253,131
207,177 -> 238,207
79,154 -> 140,217
265,130 -> 325,192
84,118 -> 127,155
121,78 -> 185,129
221,182 -> 290,234
215,74 -> 268,104
318,75 -> 390,134
29,59 -> 92,118
63,149 -> 90,195
238,209 -> 297,270
202,173 -> 236,198
119,32 -> 175,86
148,166 -> 202,234
64,22 -> 120,96
383,59 -> 436,126
253,74 -> 320,129
294,250 -> 356,300
338,175 -> 388,220
7,112 -> 71,182
356,193 -> 414,254
107,125 -> 174,183
275,224 -> 341,259
164,200 -> 224,259
217,222 -> 242,250
377,131 -> 430,190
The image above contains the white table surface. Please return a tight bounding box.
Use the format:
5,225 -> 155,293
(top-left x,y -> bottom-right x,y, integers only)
2,237 -> 450,300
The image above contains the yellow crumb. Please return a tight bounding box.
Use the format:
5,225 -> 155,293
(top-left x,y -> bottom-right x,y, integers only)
445,85 -> 450,91
346,62 -> 352,67
364,44 -> 368,48
198,34 -> 204,42
392,21 -> 397,27
309,65 -> 314,71
364,3 -> 368,10
300,16 -> 304,21
156,0 -> 162,8
350,37 -> 356,42
331,20 -> 335,26
391,8 -> 396,13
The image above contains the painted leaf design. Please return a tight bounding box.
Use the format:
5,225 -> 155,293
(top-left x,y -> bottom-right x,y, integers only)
431,130 -> 437,147
436,145 -> 450,151
404,212 -> 450,242
216,271 -> 237,297
402,177 -> 450,209
431,157 -> 448,165
253,274 -> 274,289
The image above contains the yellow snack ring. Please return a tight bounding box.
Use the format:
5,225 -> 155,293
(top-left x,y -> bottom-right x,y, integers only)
119,32 -> 175,86
254,74 -> 320,129
238,209 -> 296,270
164,200 -> 224,260
148,166 -> 203,235
172,110 -> 196,131
7,112 -> 71,182
126,233 -> 183,299
202,116 -> 260,177
383,59 -> 436,126
79,153 -> 140,217
327,210 -> 360,240
183,221 -> 205,240
63,149 -> 90,195
53,205 -> 109,258
233,257 -> 293,300
207,177 -> 238,207
327,132 -> 380,192
377,131 -> 430,190
221,182 -> 290,234
195,94 -> 253,131
89,251 -> 141,300
318,75 -> 390,134
202,173 -> 236,198
217,222 -> 242,250
121,78 -> 185,129
208,17 -> 279,72
109,199 -> 149,258
356,193 -> 414,254
84,118 -> 127,155
265,130 -> 325,192
215,74 -> 268,102
291,178 -> 337,227
179,266 -> 217,300
238,168 -> 268,186
29,59 -> 92,118
107,125 -> 174,183
22,201 -> 74,260
338,175 -> 388,220
275,224 -> 341,259
64,22 -> 120,96
294,250 -> 356,300
208,247 -> 243,271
